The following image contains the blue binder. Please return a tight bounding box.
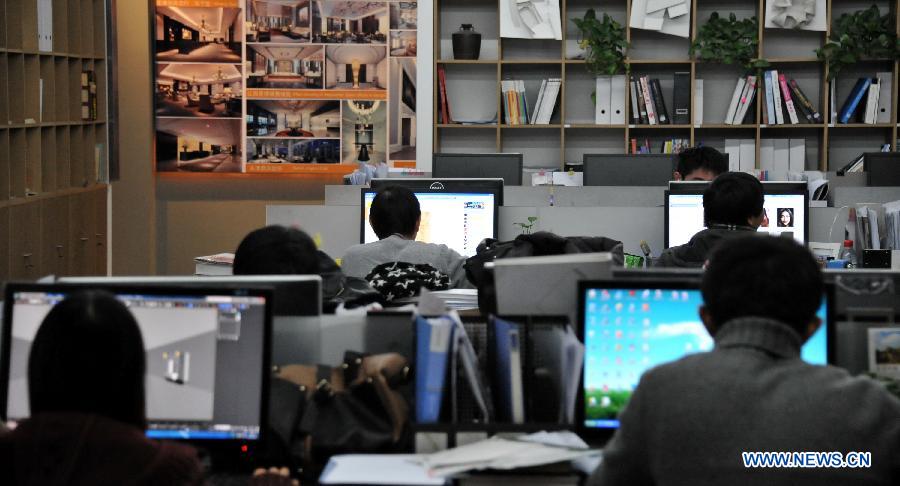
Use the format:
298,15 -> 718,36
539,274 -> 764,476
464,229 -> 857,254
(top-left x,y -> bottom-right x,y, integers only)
838,78 -> 872,124
415,315 -> 454,423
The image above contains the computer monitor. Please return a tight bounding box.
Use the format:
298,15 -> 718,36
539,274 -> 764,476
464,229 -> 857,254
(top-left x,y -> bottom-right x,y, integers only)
1,283 -> 272,446
58,276 -> 321,317
369,178 -> 504,205
864,152 -> 900,186
665,183 -> 809,247
491,253 -> 614,319
361,181 -> 500,257
582,154 -> 675,186
432,153 -> 523,186
577,280 -> 833,431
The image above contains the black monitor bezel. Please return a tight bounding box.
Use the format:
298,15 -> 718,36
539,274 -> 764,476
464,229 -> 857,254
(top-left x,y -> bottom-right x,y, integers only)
664,183 -> 810,248
431,153 -> 524,186
575,278 -> 835,441
0,282 -> 274,452
360,179 -> 502,246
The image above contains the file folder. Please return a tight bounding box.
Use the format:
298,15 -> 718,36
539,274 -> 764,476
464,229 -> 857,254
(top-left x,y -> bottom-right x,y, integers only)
416,315 -> 455,423
595,76 -> 612,124
492,317 -> 525,423
610,75 -> 626,124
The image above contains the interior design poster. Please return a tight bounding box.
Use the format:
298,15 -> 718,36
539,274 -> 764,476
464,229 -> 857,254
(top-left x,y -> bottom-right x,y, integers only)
152,0 -> 418,174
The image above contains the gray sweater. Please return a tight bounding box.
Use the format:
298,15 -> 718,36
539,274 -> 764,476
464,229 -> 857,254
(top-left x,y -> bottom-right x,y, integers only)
341,235 -> 472,288
589,317 -> 900,486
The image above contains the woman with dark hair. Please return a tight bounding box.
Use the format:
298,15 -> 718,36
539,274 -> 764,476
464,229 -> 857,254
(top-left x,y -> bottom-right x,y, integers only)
0,290 -> 204,485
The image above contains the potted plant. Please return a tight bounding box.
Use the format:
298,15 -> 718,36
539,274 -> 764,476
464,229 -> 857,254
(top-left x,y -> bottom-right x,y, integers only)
690,13 -> 769,71
513,216 -> 538,235
572,9 -> 628,76
816,5 -> 899,80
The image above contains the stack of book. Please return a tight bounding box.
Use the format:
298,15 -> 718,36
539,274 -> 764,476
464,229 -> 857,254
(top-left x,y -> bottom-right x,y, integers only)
629,137 -> 688,154
757,70 -> 821,125
502,78 -> 561,125
835,73 -> 893,125
628,74 -> 687,125
723,75 -> 758,125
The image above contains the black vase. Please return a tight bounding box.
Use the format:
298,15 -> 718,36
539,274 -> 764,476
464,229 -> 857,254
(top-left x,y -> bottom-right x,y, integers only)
452,24 -> 481,60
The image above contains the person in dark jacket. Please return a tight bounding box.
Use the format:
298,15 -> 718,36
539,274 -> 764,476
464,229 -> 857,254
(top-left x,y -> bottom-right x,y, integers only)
655,172 -> 765,267
0,290 -> 205,486
591,236 -> 900,486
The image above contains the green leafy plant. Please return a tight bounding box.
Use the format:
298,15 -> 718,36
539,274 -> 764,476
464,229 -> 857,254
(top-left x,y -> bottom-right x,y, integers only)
572,9 -> 628,76
690,13 -> 769,71
513,216 -> 538,235
816,5 -> 899,81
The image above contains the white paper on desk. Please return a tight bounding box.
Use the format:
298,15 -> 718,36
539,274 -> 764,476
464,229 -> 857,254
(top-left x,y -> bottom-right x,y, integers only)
319,454 -> 446,485
501,0 -> 562,40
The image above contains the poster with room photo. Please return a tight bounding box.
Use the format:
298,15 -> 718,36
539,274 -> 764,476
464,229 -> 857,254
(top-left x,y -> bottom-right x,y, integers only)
869,328 -> 900,381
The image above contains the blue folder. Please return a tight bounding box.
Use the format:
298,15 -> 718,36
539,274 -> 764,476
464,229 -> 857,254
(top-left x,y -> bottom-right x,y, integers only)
415,315 -> 455,423
839,78 -> 872,124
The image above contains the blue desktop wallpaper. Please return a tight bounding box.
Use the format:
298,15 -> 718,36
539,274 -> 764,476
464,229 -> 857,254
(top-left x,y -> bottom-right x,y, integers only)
582,287 -> 828,428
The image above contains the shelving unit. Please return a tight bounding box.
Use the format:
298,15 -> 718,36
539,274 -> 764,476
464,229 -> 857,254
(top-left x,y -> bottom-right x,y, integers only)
0,0 -> 110,279
433,0 -> 900,173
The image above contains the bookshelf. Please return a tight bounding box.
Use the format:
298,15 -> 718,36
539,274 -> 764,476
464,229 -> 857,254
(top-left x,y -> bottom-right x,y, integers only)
0,0 -> 110,279
433,0 -> 900,175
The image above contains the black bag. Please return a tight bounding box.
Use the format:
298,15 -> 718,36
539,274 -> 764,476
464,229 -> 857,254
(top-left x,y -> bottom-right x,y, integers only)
267,352 -> 412,478
317,251 -> 383,312
464,231 -> 624,315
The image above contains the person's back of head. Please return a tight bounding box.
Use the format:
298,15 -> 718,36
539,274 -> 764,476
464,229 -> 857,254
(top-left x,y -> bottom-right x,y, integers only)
29,290 -> 147,429
233,225 -> 319,275
369,185 -> 421,240
675,146 -> 728,181
701,235 -> 823,338
703,171 -> 764,228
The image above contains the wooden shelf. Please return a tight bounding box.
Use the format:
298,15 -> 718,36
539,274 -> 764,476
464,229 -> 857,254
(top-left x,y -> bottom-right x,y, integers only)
433,0 -> 900,171
436,59 -> 498,64
0,0 -> 110,280
437,124 -> 498,129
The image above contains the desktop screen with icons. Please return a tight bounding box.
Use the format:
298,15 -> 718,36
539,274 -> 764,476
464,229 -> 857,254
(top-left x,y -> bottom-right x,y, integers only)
579,283 -> 829,429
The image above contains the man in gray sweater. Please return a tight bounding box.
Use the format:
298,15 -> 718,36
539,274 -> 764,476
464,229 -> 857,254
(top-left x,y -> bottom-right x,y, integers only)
342,186 -> 471,288
590,236 -> 900,485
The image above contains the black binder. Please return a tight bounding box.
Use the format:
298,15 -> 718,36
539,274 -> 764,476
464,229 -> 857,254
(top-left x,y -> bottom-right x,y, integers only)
649,78 -> 670,125
672,71 -> 690,125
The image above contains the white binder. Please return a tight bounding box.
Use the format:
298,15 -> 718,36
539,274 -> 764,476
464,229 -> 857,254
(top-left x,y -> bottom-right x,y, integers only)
739,139 -> 756,172
876,72 -> 892,124
610,75 -> 626,124
724,139 -> 740,171
773,138 -> 790,174
789,138 -> 805,172
595,76 -> 612,124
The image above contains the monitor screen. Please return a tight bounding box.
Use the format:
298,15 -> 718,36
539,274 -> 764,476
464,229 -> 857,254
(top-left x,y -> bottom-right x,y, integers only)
432,153 -> 523,186
362,190 -> 496,257
579,283 -> 829,429
2,285 -> 271,442
666,192 -> 807,247
582,154 -> 675,186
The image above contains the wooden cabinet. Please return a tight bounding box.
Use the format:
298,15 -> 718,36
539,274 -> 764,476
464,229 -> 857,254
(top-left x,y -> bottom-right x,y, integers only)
9,202 -> 42,280
0,207 -> 9,279
68,190 -> 98,276
40,195 -> 69,276
91,186 -> 107,275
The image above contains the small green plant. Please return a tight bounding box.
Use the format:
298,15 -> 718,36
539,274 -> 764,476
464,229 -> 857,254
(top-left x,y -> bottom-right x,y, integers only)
572,9 -> 628,76
513,216 -> 538,235
816,5 -> 899,81
690,13 -> 769,72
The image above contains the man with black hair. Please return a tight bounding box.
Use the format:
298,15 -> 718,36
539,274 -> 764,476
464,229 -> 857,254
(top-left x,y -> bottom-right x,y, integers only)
342,185 -> 471,288
590,236 -> 900,486
673,146 -> 729,181
655,172 -> 765,267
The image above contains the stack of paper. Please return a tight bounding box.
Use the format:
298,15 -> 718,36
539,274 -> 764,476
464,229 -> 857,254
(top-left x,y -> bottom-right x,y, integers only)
194,253 -> 235,276
416,432 -> 600,477
431,289 -> 479,311
319,454 -> 446,485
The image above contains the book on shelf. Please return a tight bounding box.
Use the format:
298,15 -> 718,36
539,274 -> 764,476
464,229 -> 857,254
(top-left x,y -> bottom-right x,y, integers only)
639,76 -> 657,125
632,76 -> 648,124
838,77 -> 872,124
788,79 -> 820,123
735,75 -> 757,125
629,137 -> 688,154
694,79 -> 703,125
770,70 -> 785,124
504,78 -> 559,125
724,76 -> 746,125
437,65 -> 452,124
778,74 -> 799,125
649,78 -> 670,124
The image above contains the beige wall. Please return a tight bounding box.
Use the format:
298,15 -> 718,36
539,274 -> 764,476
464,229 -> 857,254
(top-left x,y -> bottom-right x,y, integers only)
113,1 -> 331,276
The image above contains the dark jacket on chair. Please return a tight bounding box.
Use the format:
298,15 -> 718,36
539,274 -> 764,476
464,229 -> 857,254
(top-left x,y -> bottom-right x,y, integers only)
655,225 -> 758,268
0,412 -> 204,486
589,317 -> 900,486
